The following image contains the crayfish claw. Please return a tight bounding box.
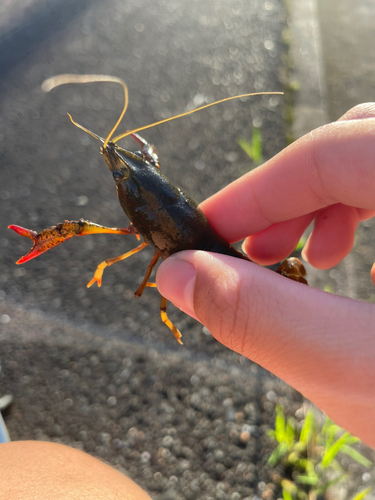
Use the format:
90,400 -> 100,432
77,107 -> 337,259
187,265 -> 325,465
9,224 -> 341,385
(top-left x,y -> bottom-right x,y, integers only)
8,225 -> 37,240
9,219 -> 141,266
8,223 -> 69,264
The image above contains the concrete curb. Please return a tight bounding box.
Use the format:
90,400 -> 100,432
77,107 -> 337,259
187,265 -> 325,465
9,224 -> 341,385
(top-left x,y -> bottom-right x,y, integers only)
289,0 -> 329,138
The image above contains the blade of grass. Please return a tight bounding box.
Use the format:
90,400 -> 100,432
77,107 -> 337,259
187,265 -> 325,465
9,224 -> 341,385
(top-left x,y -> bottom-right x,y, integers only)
322,432 -> 360,468
237,126 -> 263,165
295,235 -> 307,252
300,410 -> 315,445
275,406 -> 287,444
340,445 -> 373,468
282,489 -> 294,500
351,487 -> 373,500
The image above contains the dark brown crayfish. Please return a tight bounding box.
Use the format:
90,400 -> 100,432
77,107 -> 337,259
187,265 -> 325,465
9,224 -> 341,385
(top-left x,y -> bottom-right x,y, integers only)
9,74 -> 307,344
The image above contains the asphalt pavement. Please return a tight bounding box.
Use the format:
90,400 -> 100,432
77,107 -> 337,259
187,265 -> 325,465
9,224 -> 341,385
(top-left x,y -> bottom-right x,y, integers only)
0,0 -> 287,351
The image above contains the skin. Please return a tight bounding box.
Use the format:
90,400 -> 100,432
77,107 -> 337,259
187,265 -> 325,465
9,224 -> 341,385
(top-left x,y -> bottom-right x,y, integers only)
157,103 -> 375,449
0,441 -> 151,500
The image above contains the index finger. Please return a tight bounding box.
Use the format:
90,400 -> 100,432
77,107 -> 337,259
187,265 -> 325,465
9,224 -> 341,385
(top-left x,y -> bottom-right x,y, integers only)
201,116 -> 375,243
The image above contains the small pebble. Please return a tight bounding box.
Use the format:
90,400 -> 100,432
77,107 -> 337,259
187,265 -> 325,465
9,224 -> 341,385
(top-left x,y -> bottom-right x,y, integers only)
141,451 -> 151,464
240,431 -> 250,445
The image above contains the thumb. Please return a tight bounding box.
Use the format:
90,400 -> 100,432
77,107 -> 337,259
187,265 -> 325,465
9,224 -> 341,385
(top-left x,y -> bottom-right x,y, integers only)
156,251 -> 375,414
156,250 -> 325,363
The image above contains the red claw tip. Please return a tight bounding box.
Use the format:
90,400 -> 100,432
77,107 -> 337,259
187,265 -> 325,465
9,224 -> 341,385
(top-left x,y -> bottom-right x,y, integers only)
9,224 -> 44,264
8,225 -> 37,240
16,254 -> 34,265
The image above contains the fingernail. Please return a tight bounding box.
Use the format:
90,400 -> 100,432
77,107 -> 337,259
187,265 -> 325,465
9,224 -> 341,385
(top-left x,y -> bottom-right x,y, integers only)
156,255 -> 196,315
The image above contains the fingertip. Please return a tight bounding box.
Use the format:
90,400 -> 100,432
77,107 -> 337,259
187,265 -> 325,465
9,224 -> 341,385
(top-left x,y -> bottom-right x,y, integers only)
301,204 -> 358,269
371,263 -> 375,286
242,214 -> 313,265
156,253 -> 197,318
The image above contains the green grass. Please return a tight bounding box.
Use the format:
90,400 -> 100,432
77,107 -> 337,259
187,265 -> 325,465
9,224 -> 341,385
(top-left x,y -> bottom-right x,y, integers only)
237,126 -> 263,166
294,235 -> 307,252
268,406 -> 372,500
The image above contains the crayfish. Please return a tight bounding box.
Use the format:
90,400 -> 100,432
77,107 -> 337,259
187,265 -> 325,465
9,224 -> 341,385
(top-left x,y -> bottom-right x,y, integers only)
9,74 -> 307,344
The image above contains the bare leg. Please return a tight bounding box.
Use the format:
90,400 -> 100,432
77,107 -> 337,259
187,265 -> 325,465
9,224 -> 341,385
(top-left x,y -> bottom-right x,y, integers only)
134,251 -> 159,298
87,241 -> 148,287
160,296 -> 183,344
0,441 -> 151,500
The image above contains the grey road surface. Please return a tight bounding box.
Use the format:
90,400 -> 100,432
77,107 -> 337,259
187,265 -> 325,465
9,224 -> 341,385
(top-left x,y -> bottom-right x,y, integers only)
0,0 -> 287,351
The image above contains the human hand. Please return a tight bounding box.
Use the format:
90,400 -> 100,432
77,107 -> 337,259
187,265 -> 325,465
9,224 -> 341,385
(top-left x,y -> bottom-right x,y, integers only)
156,103 -> 375,448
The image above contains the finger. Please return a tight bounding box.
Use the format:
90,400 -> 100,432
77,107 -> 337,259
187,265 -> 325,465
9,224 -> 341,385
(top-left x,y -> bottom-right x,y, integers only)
157,251 -> 375,447
201,117 -> 375,242
371,263 -> 375,286
243,205 -> 375,267
242,213 -> 314,265
338,102 -> 375,121
358,208 -> 375,221
302,204 -> 360,269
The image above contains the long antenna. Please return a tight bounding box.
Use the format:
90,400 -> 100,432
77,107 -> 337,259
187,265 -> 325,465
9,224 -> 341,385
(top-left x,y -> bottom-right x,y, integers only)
67,114 -> 104,142
112,92 -> 283,143
42,74 -> 128,148
42,74 -> 283,146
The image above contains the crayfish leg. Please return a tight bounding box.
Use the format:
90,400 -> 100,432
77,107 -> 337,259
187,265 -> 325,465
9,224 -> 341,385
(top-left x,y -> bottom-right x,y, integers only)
87,241 -> 148,288
144,282 -> 183,343
160,296 -> 183,345
140,265 -> 182,344
134,252 -> 159,298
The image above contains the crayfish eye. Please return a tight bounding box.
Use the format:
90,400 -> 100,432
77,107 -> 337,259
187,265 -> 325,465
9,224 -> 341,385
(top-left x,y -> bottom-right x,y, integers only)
112,169 -> 129,182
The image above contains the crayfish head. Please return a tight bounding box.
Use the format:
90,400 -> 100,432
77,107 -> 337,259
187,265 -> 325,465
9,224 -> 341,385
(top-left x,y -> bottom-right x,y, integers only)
102,142 -> 152,185
101,142 -> 125,173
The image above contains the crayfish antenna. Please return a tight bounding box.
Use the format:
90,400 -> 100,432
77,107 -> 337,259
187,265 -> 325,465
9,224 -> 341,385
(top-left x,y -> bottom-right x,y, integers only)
112,91 -> 284,143
67,114 -> 104,143
42,74 -> 129,149
42,73 -> 283,151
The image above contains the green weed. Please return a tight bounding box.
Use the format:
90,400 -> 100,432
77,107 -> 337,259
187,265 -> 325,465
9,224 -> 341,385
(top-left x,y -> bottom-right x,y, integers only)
268,406 -> 372,500
238,126 -> 263,166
